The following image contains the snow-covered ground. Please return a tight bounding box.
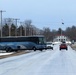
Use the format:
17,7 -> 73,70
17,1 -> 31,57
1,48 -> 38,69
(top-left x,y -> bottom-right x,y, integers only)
0,44 -> 76,75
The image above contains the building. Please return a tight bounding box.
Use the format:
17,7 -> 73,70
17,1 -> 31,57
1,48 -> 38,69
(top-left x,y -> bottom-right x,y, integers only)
53,35 -> 71,44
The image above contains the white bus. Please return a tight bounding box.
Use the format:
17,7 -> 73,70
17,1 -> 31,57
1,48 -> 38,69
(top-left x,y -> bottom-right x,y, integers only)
0,36 -> 46,52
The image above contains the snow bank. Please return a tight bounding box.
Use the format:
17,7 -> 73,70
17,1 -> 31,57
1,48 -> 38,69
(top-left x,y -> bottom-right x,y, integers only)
0,52 -> 13,56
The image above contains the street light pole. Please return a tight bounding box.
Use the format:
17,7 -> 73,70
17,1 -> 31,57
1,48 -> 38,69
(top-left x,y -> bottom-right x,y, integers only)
0,10 -> 6,37
61,19 -> 64,42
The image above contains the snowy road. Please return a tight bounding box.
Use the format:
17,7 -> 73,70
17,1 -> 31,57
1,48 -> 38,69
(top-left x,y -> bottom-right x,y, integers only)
0,44 -> 76,75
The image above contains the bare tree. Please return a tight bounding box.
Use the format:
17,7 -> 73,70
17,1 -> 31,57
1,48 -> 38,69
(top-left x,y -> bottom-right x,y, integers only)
4,18 -> 13,36
43,27 -> 53,41
2,24 -> 9,36
24,20 -> 32,36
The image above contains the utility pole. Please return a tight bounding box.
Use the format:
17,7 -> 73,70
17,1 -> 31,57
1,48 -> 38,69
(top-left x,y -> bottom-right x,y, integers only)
0,10 -> 6,37
13,18 -> 20,36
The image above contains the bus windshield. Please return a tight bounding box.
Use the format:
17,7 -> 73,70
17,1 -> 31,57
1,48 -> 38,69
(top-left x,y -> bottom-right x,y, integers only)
39,37 -> 46,44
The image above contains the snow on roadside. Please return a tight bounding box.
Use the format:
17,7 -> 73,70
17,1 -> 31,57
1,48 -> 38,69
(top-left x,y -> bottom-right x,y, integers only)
0,52 -> 13,56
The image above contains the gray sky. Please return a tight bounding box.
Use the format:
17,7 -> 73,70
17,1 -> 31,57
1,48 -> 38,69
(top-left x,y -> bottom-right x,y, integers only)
0,0 -> 76,30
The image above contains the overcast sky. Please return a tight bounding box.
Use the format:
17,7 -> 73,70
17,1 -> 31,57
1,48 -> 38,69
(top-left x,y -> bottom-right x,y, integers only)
0,0 -> 76,30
